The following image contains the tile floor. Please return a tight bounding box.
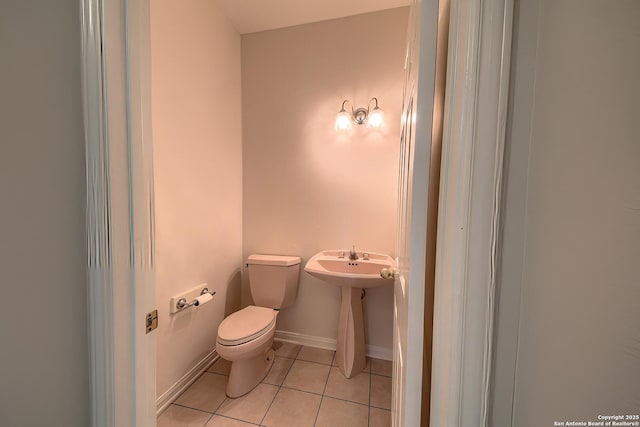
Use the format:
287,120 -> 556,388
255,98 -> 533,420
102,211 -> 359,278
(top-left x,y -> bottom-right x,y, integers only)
158,342 -> 392,427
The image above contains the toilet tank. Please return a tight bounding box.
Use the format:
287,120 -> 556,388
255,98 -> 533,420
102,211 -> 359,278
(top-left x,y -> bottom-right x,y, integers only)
247,254 -> 301,309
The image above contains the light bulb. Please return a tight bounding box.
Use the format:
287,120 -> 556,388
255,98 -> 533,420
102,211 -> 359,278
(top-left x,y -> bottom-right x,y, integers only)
335,110 -> 352,131
367,107 -> 384,128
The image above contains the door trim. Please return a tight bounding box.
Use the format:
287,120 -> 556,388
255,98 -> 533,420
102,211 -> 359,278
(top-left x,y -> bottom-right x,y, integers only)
431,0 -> 514,425
125,0 -> 157,424
81,0 -> 156,425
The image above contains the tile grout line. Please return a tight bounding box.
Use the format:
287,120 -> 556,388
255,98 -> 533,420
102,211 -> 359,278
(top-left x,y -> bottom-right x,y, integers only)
367,364 -> 372,427
371,372 -> 393,379
171,402 -> 215,414
232,344 -> 304,425
278,383 -> 372,406
370,370 -> 393,411
259,346 -> 300,425
208,364 -> 229,417
258,386 -> 278,426
213,397 -> 226,415
312,350 -> 335,426
204,371 -> 228,378
212,413 -> 262,426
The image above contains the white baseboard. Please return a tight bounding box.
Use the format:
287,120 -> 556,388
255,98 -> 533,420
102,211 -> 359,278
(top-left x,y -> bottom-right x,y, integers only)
275,330 -> 392,361
156,348 -> 219,416
364,343 -> 393,361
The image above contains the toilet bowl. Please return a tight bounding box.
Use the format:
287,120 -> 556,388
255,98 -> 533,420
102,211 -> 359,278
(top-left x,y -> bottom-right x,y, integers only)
216,306 -> 278,397
215,254 -> 300,398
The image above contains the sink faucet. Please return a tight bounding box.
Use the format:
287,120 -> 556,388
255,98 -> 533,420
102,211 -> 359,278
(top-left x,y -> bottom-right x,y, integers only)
349,245 -> 359,260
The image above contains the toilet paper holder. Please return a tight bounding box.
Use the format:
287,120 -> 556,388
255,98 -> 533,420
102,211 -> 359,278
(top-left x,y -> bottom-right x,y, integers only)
176,288 -> 216,311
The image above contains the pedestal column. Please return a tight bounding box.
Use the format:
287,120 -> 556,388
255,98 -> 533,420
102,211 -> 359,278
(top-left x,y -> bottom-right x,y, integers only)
335,287 -> 366,378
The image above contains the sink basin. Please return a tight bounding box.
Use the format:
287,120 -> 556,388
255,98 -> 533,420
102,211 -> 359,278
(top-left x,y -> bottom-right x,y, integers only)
304,249 -> 395,379
304,250 -> 395,288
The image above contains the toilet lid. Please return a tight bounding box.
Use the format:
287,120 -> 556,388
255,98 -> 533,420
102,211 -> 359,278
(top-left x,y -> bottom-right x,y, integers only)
217,306 -> 276,346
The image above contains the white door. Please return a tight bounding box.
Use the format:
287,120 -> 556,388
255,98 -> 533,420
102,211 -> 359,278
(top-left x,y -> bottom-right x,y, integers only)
392,0 -> 440,425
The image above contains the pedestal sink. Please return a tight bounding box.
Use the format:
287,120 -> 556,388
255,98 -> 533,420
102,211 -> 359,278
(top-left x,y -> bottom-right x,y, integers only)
304,250 -> 395,378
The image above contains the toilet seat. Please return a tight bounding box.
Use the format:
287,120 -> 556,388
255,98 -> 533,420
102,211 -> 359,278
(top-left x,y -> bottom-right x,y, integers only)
217,306 -> 276,346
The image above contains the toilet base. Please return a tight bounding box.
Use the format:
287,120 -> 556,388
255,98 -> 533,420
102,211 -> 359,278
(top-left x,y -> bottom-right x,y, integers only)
225,347 -> 275,398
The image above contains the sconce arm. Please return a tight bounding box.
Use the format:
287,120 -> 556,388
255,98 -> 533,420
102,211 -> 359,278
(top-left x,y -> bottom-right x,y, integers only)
340,99 -> 354,113
368,97 -> 380,112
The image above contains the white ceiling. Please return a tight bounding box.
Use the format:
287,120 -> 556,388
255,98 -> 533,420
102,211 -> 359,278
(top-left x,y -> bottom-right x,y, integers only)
215,0 -> 411,34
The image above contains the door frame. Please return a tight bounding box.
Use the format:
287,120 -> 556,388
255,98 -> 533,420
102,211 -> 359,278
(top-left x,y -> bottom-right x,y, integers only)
81,0 -> 156,426
431,0 -> 514,425
80,0 -> 514,425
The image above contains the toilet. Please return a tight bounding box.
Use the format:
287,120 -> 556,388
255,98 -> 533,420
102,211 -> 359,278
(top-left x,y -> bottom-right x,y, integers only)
216,254 -> 301,398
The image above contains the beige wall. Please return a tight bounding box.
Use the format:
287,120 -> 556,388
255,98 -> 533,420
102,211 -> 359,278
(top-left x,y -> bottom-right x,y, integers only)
493,0 -> 640,424
0,1 -> 89,425
151,0 -> 243,396
242,8 -> 408,355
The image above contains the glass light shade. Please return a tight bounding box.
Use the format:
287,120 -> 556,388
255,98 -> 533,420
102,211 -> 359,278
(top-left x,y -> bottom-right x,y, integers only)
367,107 -> 384,128
335,110 -> 352,131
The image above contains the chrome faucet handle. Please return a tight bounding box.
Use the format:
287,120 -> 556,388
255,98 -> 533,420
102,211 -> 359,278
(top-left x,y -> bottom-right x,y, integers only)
363,252 -> 369,260
338,251 -> 346,258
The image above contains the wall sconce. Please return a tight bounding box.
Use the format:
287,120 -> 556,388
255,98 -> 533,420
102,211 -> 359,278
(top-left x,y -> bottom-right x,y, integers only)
335,98 -> 385,131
